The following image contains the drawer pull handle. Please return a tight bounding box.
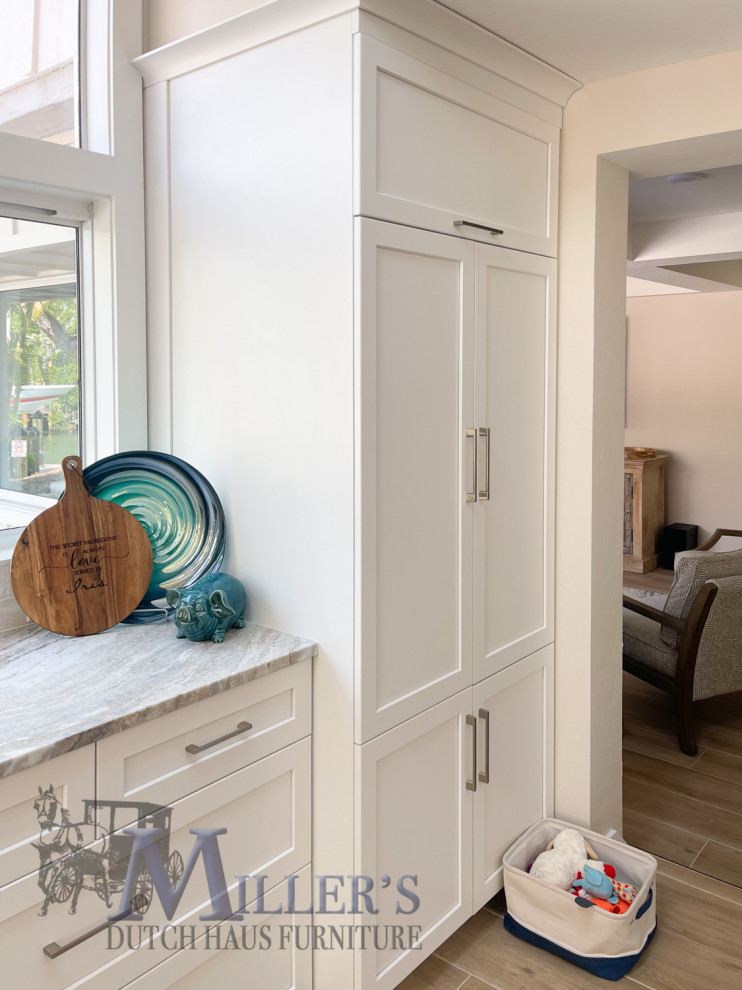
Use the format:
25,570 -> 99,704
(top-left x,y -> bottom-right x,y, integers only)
43,895 -> 148,958
185,720 -> 252,754
478,707 -> 490,783
453,220 -> 504,236
466,714 -> 477,791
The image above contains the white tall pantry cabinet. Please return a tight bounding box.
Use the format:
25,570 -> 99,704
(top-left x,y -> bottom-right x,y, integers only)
136,2 -> 578,987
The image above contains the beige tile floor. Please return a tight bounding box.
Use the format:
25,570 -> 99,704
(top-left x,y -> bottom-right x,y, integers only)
398,658 -> 742,989
398,862 -> 742,989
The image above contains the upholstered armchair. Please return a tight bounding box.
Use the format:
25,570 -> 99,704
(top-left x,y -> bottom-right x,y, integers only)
622,529 -> 742,755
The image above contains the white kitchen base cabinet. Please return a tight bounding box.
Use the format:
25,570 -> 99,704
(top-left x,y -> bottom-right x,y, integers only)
356,648 -> 554,990
95,662 -> 311,822
355,691 -> 474,990
0,739 -> 310,990
0,662 -> 312,990
120,867 -> 313,990
472,646 -> 554,912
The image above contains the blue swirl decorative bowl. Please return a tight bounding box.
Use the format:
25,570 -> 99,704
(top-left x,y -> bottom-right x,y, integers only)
83,451 -> 225,623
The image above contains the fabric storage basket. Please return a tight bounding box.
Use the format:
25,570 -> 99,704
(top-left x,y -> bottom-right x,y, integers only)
503,817 -> 657,981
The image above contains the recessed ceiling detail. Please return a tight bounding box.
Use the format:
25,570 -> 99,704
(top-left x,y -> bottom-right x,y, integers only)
629,164 -> 742,224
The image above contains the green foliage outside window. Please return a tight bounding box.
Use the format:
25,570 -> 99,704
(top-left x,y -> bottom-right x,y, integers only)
7,297 -> 79,435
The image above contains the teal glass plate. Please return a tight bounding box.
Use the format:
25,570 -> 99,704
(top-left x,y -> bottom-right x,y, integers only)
83,452 -> 225,623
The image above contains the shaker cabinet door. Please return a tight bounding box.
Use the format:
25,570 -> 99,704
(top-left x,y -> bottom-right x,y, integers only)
356,219 -> 474,742
473,245 -> 556,683
355,35 -> 559,257
472,646 -> 554,911
355,689 -> 473,990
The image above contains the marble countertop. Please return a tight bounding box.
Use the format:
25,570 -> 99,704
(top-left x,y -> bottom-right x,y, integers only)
0,619 -> 317,778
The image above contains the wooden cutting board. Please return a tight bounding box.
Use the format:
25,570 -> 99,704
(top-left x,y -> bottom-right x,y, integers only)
11,456 -> 154,636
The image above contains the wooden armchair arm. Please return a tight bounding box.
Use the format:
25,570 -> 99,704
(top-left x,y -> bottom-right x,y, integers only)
622,595 -> 685,632
697,528 -> 742,551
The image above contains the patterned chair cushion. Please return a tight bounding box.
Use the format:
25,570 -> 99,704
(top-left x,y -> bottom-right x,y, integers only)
623,606 -> 678,678
661,548 -> 742,647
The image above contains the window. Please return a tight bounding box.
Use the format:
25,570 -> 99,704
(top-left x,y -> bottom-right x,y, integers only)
0,217 -> 80,527
0,0 -> 80,146
0,1 -> 147,553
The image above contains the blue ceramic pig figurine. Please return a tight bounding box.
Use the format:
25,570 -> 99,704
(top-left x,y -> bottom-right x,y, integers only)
166,573 -> 247,643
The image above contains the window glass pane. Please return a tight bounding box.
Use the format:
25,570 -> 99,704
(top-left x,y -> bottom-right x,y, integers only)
0,0 -> 79,146
0,217 -> 80,527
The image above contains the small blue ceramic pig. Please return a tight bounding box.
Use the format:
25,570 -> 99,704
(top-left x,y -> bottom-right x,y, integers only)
166,573 -> 247,643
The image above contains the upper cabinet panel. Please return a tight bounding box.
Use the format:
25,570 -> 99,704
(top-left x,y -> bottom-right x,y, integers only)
355,36 -> 560,257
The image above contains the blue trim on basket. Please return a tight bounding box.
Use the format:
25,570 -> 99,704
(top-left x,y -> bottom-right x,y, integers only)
503,912 -> 656,981
636,887 -> 653,919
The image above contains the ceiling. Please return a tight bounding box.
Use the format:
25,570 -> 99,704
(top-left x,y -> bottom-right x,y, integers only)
629,165 -> 742,224
437,0 -> 742,83
627,164 -> 742,295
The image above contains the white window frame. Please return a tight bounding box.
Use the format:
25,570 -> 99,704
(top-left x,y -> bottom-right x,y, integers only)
0,0 -> 146,549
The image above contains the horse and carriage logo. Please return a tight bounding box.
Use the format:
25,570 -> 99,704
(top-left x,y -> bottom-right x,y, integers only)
33,785 -> 184,917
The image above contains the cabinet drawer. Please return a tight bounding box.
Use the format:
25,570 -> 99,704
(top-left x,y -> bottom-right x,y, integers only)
0,746 -> 94,890
116,866 -> 313,990
355,36 -> 559,257
96,662 -> 310,826
0,738 -> 310,990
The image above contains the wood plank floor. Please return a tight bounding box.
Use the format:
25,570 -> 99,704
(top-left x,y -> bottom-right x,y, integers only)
622,568 -> 674,594
622,673 -> 742,887
398,573 -> 742,988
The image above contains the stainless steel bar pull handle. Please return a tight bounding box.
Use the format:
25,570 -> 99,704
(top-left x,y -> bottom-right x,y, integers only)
478,427 -> 491,501
466,714 -> 477,791
185,721 -> 252,755
478,708 -> 490,783
453,220 -> 504,236
466,429 -> 478,503
43,895 -> 148,958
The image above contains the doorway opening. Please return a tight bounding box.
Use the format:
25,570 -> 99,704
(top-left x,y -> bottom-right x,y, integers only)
619,157 -> 742,889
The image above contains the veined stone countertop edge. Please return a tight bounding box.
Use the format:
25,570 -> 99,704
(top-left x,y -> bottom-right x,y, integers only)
0,619 -> 317,779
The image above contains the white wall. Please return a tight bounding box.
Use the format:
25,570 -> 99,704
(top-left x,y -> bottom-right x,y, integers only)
625,291 -> 742,543
559,47 -> 742,832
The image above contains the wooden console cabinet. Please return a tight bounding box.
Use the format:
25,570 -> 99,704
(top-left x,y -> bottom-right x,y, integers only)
623,453 -> 668,573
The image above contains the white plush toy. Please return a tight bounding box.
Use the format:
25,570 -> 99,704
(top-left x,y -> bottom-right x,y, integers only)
529,828 -> 599,890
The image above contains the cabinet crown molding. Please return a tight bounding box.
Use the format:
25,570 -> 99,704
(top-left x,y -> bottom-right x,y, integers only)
134,0 -> 580,107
